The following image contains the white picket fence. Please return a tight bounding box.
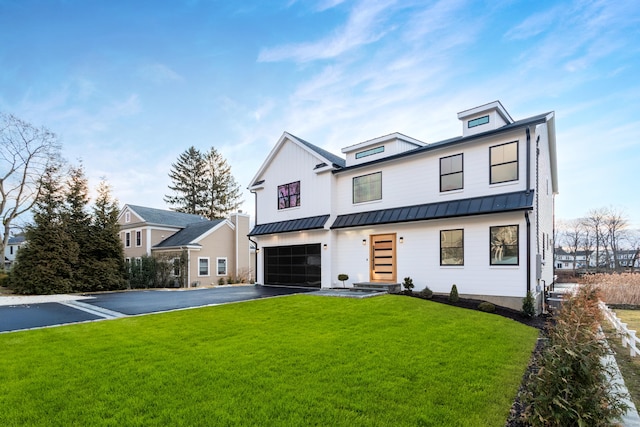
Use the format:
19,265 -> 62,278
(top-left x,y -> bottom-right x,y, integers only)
600,301 -> 640,357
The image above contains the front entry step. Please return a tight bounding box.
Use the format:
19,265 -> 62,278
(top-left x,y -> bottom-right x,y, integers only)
352,282 -> 401,293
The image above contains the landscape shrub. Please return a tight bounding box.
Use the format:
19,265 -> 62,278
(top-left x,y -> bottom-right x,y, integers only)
449,284 -> 459,302
218,278 -> 225,286
521,285 -> 629,426
522,290 -> 536,318
419,286 -> 433,299
0,272 -> 9,288
478,302 -> 495,313
402,277 -> 414,293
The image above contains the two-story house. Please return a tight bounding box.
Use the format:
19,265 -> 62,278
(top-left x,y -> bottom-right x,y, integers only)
248,101 -> 558,311
118,205 -> 252,286
4,235 -> 26,270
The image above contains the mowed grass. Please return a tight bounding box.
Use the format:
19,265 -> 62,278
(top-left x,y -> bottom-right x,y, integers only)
0,294 -> 538,426
607,309 -> 640,410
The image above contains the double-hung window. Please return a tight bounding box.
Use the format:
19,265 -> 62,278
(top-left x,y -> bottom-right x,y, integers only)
125,232 -> 131,248
490,141 -> 518,184
353,172 -> 382,204
278,181 -> 300,209
198,257 -> 210,276
217,257 -> 228,276
135,230 -> 141,247
490,225 -> 519,265
440,154 -> 463,192
440,229 -> 464,265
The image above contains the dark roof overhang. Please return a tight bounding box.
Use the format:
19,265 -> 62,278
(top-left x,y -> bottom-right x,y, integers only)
331,190 -> 534,229
249,214 -> 330,236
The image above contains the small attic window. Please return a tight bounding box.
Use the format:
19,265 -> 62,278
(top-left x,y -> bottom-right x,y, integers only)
125,212 -> 130,223
355,146 -> 384,159
468,115 -> 489,128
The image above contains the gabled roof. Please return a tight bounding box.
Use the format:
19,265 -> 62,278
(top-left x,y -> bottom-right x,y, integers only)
248,214 -> 330,236
248,132 -> 345,188
331,191 -> 534,229
125,205 -> 209,227
154,219 -> 226,248
7,235 -> 26,245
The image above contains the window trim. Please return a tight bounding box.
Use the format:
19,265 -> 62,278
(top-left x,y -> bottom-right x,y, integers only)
489,141 -> 519,185
198,257 -> 210,276
440,153 -> 464,192
440,229 -> 464,266
277,181 -> 301,210
353,171 -> 382,204
125,212 -> 130,223
216,257 -> 228,276
135,230 -> 142,247
125,231 -> 131,248
490,225 -> 520,266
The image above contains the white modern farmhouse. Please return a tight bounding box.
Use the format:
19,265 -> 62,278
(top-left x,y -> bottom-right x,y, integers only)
248,101 -> 558,310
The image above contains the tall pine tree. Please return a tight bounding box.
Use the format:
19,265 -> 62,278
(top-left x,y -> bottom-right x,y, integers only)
164,146 -> 243,219
11,165 -> 79,294
164,146 -> 208,215
83,180 -> 127,291
63,164 -> 92,290
203,147 -> 242,219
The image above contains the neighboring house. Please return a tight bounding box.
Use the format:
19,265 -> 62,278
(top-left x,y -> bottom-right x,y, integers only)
554,248 -> 592,270
4,235 -> 26,270
248,101 -> 558,311
118,205 -> 252,286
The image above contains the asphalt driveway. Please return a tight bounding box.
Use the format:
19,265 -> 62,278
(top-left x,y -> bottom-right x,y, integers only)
0,285 -> 315,333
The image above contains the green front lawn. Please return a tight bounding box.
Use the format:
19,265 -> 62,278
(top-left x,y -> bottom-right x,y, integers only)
0,294 -> 538,426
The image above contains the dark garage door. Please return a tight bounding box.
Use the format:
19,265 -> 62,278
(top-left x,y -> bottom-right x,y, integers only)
264,244 -> 321,287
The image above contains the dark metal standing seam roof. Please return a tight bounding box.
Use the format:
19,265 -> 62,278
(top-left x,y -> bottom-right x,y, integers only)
153,220 -> 225,248
248,214 -> 330,236
330,191 -> 534,229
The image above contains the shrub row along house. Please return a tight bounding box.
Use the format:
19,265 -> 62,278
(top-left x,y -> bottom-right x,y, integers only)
248,101 -> 558,311
118,205 -> 252,287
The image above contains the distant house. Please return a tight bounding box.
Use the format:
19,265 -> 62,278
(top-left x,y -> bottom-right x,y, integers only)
248,101 -> 558,311
118,205 -> 252,286
4,235 -> 26,270
554,247 -> 592,270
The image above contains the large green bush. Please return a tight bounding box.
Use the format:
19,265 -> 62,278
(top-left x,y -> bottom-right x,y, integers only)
521,285 -> 629,426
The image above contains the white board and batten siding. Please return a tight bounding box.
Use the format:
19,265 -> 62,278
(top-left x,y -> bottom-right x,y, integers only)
254,138 -> 334,225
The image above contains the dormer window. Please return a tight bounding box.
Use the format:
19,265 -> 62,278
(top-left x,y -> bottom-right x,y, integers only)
355,146 -> 384,159
468,115 -> 489,128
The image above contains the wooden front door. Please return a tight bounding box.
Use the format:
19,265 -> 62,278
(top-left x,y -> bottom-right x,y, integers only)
370,233 -> 396,282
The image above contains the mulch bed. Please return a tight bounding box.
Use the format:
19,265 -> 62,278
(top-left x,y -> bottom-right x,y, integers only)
399,291 -> 551,426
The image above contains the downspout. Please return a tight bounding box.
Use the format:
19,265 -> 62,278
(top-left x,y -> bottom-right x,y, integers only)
525,212 -> 531,295
249,189 -> 259,284
525,127 -> 531,193
235,212 -> 239,279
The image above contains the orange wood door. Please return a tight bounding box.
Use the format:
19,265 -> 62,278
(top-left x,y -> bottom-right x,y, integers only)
370,233 -> 396,282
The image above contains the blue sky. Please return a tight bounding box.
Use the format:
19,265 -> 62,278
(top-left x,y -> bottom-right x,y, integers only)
1,0 -> 639,227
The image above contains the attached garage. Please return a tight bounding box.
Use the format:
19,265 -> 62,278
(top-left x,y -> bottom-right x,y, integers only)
264,244 -> 321,287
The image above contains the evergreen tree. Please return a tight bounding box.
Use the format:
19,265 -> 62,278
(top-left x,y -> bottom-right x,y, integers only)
84,180 -> 127,291
164,146 -> 208,215
63,164 -> 92,290
202,147 -> 243,219
11,165 -> 79,294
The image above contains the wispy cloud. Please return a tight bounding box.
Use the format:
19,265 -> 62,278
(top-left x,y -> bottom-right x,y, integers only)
138,63 -> 184,84
258,0 -> 397,63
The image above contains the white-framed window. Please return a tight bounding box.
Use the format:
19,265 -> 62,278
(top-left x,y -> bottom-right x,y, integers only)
278,181 -> 300,210
353,171 -> 382,204
217,257 -> 228,276
198,257 -> 210,276
125,212 -> 131,223
135,230 -> 141,247
125,232 -> 131,248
